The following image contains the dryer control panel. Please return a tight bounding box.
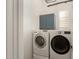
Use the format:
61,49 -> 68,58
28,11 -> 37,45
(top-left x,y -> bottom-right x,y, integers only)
64,31 -> 71,34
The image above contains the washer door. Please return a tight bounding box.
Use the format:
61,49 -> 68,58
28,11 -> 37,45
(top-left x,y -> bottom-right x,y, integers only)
51,35 -> 70,54
35,36 -> 46,48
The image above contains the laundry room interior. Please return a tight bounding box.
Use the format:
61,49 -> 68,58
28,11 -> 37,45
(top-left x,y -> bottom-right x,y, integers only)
6,0 -> 73,59
23,0 -> 73,59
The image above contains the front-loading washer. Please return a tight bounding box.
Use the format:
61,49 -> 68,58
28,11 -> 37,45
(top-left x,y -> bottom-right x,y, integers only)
50,30 -> 72,59
32,31 -> 49,59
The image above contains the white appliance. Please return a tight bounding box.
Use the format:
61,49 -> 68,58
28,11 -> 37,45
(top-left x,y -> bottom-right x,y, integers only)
33,31 -> 49,59
50,30 -> 72,59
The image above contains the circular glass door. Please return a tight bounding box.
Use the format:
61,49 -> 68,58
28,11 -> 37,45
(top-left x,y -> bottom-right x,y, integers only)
35,36 -> 46,48
51,35 -> 70,54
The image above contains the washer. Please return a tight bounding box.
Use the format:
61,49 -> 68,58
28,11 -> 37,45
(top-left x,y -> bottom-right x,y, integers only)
33,31 -> 49,59
50,30 -> 72,59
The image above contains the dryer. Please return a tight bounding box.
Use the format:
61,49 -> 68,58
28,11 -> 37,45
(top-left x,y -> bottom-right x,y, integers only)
50,30 -> 72,59
33,31 -> 49,59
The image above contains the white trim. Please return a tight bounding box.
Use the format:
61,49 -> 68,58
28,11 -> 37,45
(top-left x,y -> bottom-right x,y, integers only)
6,0 -> 24,59
18,0 -> 24,59
6,0 -> 14,59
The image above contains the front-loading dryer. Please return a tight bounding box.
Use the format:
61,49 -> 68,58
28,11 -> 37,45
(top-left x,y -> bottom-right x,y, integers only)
50,30 -> 72,59
33,31 -> 49,59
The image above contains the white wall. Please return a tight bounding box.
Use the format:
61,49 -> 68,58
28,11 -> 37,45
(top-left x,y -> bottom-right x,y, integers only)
23,0 -> 33,59
32,0 -> 73,31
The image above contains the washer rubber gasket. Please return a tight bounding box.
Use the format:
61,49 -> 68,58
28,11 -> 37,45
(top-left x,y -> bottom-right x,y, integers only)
51,35 -> 71,54
35,36 -> 46,48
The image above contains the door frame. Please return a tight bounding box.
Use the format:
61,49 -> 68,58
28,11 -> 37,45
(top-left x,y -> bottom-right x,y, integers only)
6,0 -> 24,59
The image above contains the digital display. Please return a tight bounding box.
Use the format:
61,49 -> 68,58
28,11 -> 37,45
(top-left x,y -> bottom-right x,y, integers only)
64,31 -> 71,34
40,14 -> 55,30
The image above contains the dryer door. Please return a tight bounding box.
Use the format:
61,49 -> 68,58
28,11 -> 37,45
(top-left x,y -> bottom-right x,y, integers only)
35,36 -> 46,48
51,35 -> 71,54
